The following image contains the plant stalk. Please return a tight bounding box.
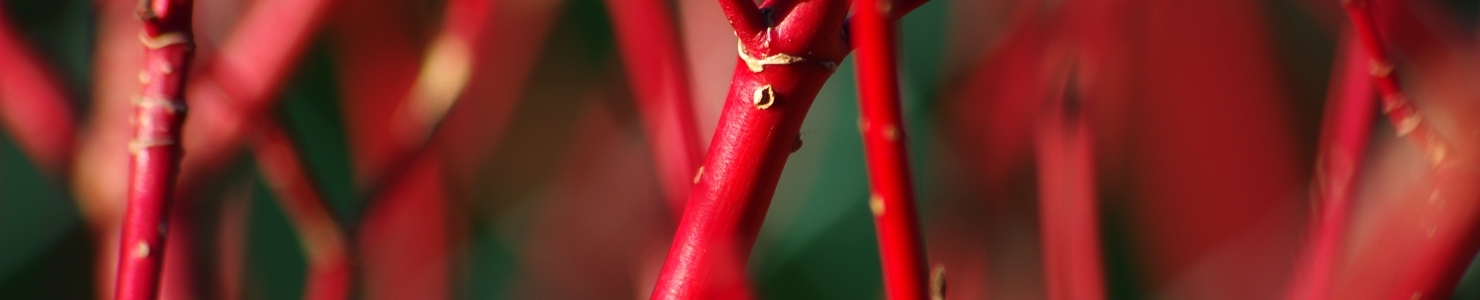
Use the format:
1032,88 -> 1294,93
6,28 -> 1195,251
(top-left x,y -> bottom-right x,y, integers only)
850,0 -> 931,298
114,0 -> 194,299
650,0 -> 852,298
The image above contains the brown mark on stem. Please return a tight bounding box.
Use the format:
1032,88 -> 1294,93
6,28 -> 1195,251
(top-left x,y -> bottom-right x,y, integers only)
753,85 -> 776,109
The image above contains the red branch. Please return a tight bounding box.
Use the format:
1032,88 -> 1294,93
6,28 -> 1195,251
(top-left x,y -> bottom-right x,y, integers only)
114,0 -> 195,299
1342,0 -> 1478,298
850,0 -> 930,298
1035,81 -> 1106,300
253,124 -> 353,300
651,0 -> 852,298
1285,30 -> 1376,300
0,8 -> 76,175
177,0 -> 335,183
604,0 -> 705,215
1342,0 -> 1444,160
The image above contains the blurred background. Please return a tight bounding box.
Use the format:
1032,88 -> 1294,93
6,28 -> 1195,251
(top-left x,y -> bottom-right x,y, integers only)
3,0 -> 1480,299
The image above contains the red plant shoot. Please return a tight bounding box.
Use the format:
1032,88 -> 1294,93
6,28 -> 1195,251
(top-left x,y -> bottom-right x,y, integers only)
114,0 -> 195,299
850,0 -> 931,298
651,0 -> 853,297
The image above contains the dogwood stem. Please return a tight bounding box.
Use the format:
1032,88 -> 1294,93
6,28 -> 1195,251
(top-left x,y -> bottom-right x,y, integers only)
850,0 -> 930,298
114,0 -> 194,299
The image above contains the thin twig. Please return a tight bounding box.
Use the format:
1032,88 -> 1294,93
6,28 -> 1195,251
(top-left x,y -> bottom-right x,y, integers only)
850,0 -> 931,298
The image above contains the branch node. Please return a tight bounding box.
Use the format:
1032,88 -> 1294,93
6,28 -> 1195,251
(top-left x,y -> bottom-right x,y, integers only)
133,95 -> 187,113
139,32 -> 191,50
737,40 -> 837,72
129,138 -> 178,154
1395,114 -> 1421,137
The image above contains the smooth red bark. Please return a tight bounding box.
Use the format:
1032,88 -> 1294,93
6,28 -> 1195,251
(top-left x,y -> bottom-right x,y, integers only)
114,0 -> 195,299
651,0 -> 851,298
850,0 -> 930,298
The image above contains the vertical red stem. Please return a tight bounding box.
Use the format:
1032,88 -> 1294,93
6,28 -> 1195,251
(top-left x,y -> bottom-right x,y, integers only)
603,0 -> 705,215
651,0 -> 851,298
114,0 -> 194,299
850,0 -> 930,299
253,124 -> 352,300
1286,30 -> 1376,300
1035,83 -> 1106,300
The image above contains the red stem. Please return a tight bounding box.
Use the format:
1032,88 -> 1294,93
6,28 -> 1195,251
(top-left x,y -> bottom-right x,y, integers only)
114,0 -> 194,299
1341,0 -> 1443,159
604,0 -> 705,215
1286,29 -> 1376,300
1342,1 -> 1478,297
717,0 -> 767,46
0,8 -> 77,175
176,0 -> 335,184
1034,82 -> 1106,300
253,124 -> 353,300
651,0 -> 851,298
850,0 -> 930,299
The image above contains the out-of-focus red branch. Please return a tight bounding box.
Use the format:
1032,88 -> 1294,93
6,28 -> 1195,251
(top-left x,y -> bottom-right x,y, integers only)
604,0 -> 704,216
253,124 -> 353,300
1034,79 -> 1105,300
1342,0 -> 1445,161
850,0 -> 930,298
0,8 -> 76,175
177,0 -> 337,184
1341,1 -> 1480,298
1286,30 -> 1376,300
651,0 -> 854,298
345,0 -> 501,208
114,0 -> 195,299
